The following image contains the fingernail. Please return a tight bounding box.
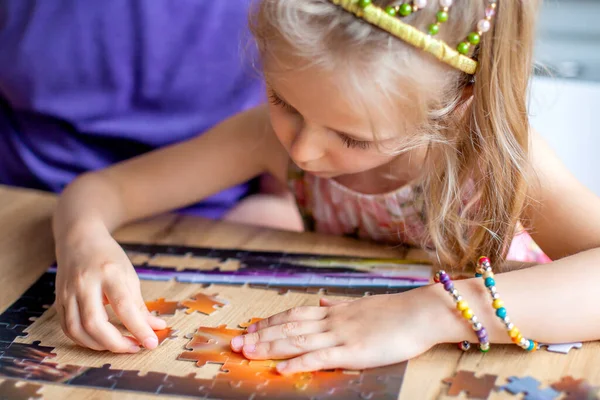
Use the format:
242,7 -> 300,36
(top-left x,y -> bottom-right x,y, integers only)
155,319 -> 167,328
231,336 -> 243,349
143,337 -> 158,349
129,345 -> 141,353
244,344 -> 256,353
276,361 -> 287,372
247,324 -> 257,333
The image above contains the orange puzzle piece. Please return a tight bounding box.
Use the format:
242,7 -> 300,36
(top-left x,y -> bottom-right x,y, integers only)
181,293 -> 226,315
128,327 -> 177,347
145,298 -> 184,316
178,325 -> 247,367
238,317 -> 263,329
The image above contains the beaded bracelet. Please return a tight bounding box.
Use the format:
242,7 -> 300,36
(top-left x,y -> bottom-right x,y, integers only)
476,256 -> 539,352
434,270 -> 490,352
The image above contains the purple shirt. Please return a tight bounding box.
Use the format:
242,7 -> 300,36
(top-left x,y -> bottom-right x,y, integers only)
0,0 -> 265,218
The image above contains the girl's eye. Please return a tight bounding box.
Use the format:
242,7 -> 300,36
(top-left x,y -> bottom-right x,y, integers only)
338,133 -> 371,150
268,91 -> 297,113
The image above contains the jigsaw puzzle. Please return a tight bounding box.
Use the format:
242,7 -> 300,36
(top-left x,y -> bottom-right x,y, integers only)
174,319 -> 407,399
115,242 -> 432,296
0,243 -> 412,399
442,370 -> 498,399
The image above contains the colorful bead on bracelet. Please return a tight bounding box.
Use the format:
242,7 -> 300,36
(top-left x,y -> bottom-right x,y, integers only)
434,270 -> 490,352
476,256 -> 539,352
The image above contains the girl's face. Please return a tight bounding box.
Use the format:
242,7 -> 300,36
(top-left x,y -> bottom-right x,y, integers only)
265,61 -> 426,179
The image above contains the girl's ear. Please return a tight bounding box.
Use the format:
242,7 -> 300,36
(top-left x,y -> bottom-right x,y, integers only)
461,83 -> 474,102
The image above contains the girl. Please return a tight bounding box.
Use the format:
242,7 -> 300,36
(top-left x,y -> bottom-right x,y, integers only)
53,0 -> 600,375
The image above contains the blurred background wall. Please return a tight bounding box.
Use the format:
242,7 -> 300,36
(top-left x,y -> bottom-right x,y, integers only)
530,0 -> 599,194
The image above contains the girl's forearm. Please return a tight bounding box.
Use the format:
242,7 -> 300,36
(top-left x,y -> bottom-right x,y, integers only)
53,173 -> 126,240
422,248 -> 600,345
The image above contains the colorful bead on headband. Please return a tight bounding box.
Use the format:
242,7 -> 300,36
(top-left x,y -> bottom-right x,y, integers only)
456,0 -> 497,55
476,256 -> 539,352
434,270 -> 490,352
329,0 -> 499,75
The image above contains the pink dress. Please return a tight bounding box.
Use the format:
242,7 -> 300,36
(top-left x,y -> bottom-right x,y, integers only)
288,167 -> 551,264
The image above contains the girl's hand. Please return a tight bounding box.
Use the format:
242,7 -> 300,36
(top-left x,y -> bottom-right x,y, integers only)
54,222 -> 166,353
230,291 -> 444,374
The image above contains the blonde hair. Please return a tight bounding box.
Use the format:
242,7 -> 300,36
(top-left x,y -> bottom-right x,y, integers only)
250,0 -> 539,269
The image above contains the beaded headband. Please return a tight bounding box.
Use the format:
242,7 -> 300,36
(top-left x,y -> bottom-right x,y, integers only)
328,0 -> 498,75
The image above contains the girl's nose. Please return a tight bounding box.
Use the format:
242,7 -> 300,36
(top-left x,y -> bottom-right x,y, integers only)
289,124 -> 326,165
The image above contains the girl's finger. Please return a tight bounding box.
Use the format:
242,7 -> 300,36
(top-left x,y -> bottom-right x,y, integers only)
78,288 -> 141,353
276,346 -> 347,375
243,332 -> 340,360
248,307 -> 328,333
319,298 -> 350,307
232,320 -> 327,352
63,298 -> 105,351
146,313 -> 167,330
104,283 -> 159,350
57,302 -> 85,348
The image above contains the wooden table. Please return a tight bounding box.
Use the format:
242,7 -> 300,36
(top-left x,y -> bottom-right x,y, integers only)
0,185 -> 598,399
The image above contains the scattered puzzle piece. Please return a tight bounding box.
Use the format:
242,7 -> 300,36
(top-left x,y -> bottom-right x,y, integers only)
127,327 -> 178,347
443,370 -> 497,399
145,298 -> 184,316
239,318 -> 263,329
498,376 -> 560,400
539,342 -> 583,354
181,293 -> 226,315
0,379 -> 43,400
551,376 -> 600,400
154,327 -> 178,345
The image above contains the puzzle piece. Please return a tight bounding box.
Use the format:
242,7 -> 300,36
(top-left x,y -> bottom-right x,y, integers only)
361,363 -> 408,400
443,370 -> 497,399
178,324 -> 249,368
0,359 -> 36,380
0,324 -> 28,344
239,318 -> 263,329
498,376 -> 560,400
0,311 -> 43,329
539,342 -> 583,354
159,372 -> 211,397
145,298 -> 184,316
110,371 -> 168,393
181,293 -> 226,315
66,364 -> 123,389
551,376 -> 600,400
127,327 -> 178,347
1,342 -> 56,363
183,325 -> 242,350
0,379 -> 43,400
22,362 -> 86,383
